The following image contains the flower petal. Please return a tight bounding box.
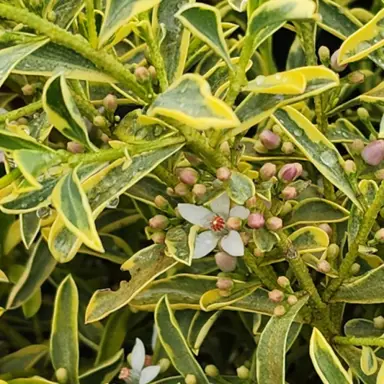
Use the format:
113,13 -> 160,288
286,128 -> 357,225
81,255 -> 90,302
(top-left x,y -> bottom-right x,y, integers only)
194,230 -> 219,259
221,230 -> 244,256
132,338 -> 146,372
178,204 -> 214,227
229,206 -> 250,220
140,366 -> 161,384
210,192 -> 230,218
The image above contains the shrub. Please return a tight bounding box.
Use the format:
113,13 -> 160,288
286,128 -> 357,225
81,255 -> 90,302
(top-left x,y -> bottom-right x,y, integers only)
0,0 -> 384,383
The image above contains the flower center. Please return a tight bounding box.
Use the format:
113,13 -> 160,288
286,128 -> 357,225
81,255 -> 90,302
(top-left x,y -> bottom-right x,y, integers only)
210,216 -> 225,232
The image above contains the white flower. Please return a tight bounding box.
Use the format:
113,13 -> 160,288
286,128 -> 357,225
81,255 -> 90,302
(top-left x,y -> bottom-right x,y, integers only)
129,338 -> 160,384
178,193 -> 250,258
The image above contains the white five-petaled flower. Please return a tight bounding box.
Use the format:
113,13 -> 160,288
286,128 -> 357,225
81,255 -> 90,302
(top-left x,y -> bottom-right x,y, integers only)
178,193 -> 250,258
129,338 -> 160,384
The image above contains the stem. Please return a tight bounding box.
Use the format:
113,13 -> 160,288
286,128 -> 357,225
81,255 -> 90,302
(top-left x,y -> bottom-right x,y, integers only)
85,0 -> 98,49
0,101 -> 42,123
225,37 -> 253,107
333,336 -> 384,348
67,147 -> 125,165
0,4 -> 148,102
0,169 -> 22,189
323,181 -> 384,301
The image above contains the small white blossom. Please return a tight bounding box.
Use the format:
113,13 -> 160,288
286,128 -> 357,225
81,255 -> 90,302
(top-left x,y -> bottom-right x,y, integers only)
128,338 -> 160,384
178,193 -> 250,258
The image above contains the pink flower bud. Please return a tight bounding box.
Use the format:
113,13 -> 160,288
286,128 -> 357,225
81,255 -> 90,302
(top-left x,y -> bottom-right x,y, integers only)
266,217 -> 283,231
119,367 -> 131,381
148,66 -> 157,81
344,160 -> 356,174
268,289 -> 284,303
318,260 -> 331,273
247,213 -> 265,229
254,248 -> 263,257
149,215 -> 169,230
226,217 -> 242,231
349,139 -> 365,154
361,140 -> 384,166
287,295 -> 298,306
331,49 -> 347,72
192,183 -> 207,197
253,139 -> 268,154
318,224 -> 332,237
281,142 -> 295,154
281,186 -> 297,200
67,141 -> 84,154
216,277 -> 234,290
154,195 -> 168,209
260,163 -> 277,180
22,84 -> 35,96
375,228 -> 384,243
103,94 -> 118,112
152,231 -> 166,244
277,276 -> 290,289
245,196 -> 257,209
166,187 -> 175,196
278,163 -> 303,183
259,129 -> 281,150
174,183 -> 189,196
179,168 -> 198,185
273,305 -> 286,317
239,231 -> 250,245
93,115 -> 107,128
216,167 -> 231,181
215,252 -> 237,272
375,169 -> 384,180
135,66 -> 150,83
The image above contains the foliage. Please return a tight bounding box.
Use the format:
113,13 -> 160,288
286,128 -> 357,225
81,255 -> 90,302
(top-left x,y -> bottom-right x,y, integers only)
1,0 -> 384,383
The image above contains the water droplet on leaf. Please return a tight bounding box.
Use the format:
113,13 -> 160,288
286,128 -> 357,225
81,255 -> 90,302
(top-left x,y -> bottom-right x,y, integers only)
107,197 -> 119,209
320,150 -> 338,166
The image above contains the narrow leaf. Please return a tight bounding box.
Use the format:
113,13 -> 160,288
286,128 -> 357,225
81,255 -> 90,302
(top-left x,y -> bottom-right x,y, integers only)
361,346 -> 378,376
20,212 -> 41,249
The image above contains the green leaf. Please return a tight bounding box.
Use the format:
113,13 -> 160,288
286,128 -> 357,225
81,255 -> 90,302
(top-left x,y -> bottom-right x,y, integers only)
234,66 -> 339,133
48,144 -> 182,263
0,269 -> 8,283
155,295 -> 210,383
165,225 -> 198,266
310,328 -> 352,384
14,42 -> 115,82
27,112 -> 52,141
344,319 -> 384,338
246,0 -> 315,54
154,0 -> 191,84
326,119 -> 367,144
99,0 -> 161,47
43,73 -> 96,150
86,245 -> 177,323
7,239 -> 56,309
256,295 -> 309,383
0,129 -> 52,153
284,198 -> 350,228
8,377 -> 58,384
273,107 -> 361,210
176,3 -> 233,69
0,345 -> 48,374
47,0 -> 84,29
331,265 -> 384,304
22,289 -> 42,318
153,377 -> 247,384
200,280 -> 261,311
95,308 -> 131,365
187,311 -> 222,355
52,167 -> 103,253
147,74 -> 240,130
226,171 -> 255,205
79,349 -> 124,384
337,345 -> 381,384
229,0 -> 248,12
252,227 -> 278,252
361,346 -> 378,376
20,212 -> 41,249
0,39 -> 48,88
289,226 -> 329,254
338,9 -> 384,66
50,275 -> 79,384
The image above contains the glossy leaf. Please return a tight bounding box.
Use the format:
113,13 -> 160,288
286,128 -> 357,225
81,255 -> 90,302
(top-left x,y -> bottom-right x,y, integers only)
253,227 -> 278,252
7,239 -> 56,309
0,269 -> 8,283
50,275 -> 79,384
86,245 -> 177,323
43,73 -> 96,150
310,328 -> 352,384
147,74 -> 240,130
273,107 -> 361,209
177,4 -> 233,69
361,346 -> 378,376
20,212 -> 41,249
48,0 -> 83,29
331,265 -> 384,303
289,226 -> 330,254
229,0 -> 248,12
0,129 -> 52,153
256,295 -> 309,383
284,198 -> 349,228
226,171 -> 255,205
165,225 -> 198,266
338,9 -> 384,65
99,0 -> 161,47
344,319 -> 384,339
155,295 -> 210,383
22,289 -> 42,318
52,167 -> 103,253
8,377 -> 57,384
154,0 -> 191,84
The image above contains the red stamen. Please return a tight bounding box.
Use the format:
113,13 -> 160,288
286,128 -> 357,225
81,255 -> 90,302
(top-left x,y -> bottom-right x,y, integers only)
211,216 -> 225,232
